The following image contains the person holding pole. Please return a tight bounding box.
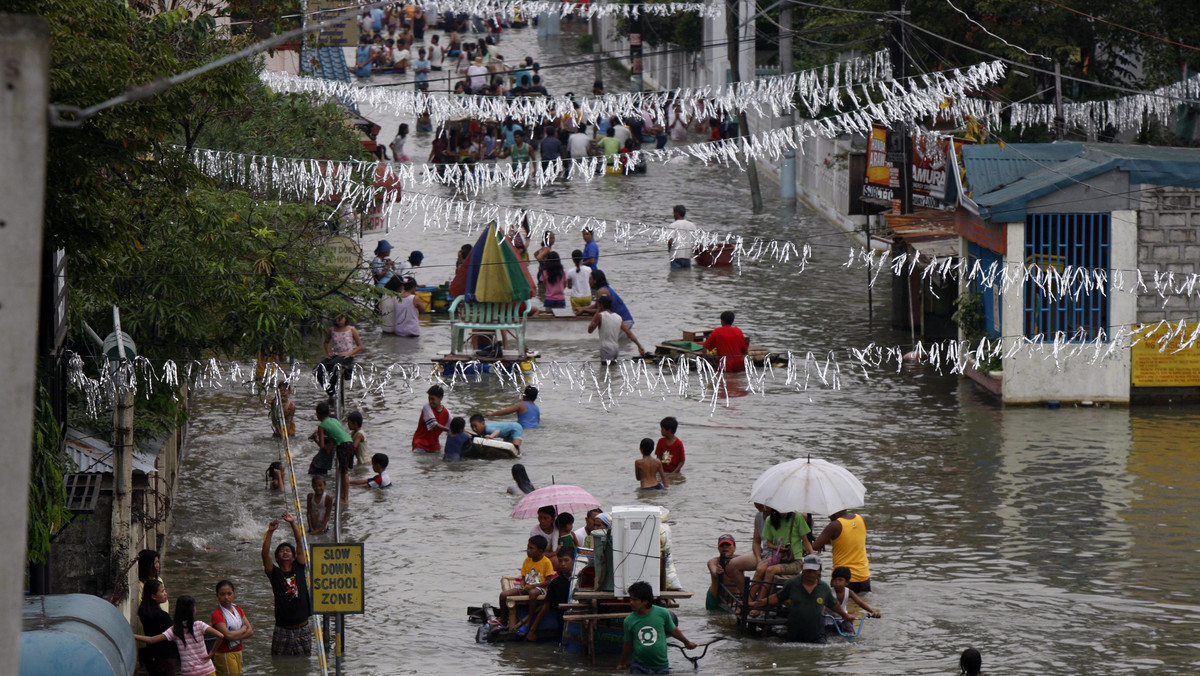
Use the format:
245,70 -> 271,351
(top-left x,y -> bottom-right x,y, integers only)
262,513 -> 312,656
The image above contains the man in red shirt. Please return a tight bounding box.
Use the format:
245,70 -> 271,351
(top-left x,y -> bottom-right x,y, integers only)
703,311 -> 749,372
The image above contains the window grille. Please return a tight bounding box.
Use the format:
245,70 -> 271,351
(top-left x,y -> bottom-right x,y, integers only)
1023,213 -> 1110,340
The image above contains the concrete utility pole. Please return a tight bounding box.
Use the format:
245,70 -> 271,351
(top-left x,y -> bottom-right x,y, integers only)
887,0 -> 913,215
779,4 -> 796,206
0,14 -> 50,674
1054,61 -> 1065,141
592,15 -> 603,82
726,0 -> 764,212
630,4 -> 644,93
112,388 -> 135,625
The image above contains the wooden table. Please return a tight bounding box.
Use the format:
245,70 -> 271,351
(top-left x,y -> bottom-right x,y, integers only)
564,589 -> 694,664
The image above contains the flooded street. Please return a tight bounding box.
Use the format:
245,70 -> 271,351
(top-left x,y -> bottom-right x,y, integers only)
162,23 -> 1200,675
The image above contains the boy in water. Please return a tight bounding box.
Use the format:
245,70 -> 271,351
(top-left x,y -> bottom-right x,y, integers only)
412,385 -> 451,453
499,535 -> 555,636
306,476 -> 333,534
349,453 -> 392,489
469,413 -> 524,450
270,382 -> 296,438
615,581 -> 696,672
635,438 -> 669,490
312,402 -> 354,504
826,565 -> 881,634
443,417 -> 470,461
346,411 -> 369,469
655,416 -> 686,475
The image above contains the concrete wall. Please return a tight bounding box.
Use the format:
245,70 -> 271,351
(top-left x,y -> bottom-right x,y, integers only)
1135,185 -> 1200,324
592,2 -> 752,94
1000,210 -> 1138,404
49,391 -> 188,626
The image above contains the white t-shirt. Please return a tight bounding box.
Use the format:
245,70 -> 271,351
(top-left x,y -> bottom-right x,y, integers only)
572,526 -> 588,547
598,311 -> 622,361
566,265 -> 592,298
567,132 -> 591,158
392,47 -> 410,65
667,218 -> 697,259
529,524 -> 561,552
613,125 -> 632,147
368,470 -> 392,488
467,64 -> 489,89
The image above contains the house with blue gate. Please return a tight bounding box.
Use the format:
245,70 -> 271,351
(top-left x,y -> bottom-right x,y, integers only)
953,143 -> 1200,404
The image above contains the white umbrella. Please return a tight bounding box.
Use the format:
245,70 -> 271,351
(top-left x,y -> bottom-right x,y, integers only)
749,457 -> 866,516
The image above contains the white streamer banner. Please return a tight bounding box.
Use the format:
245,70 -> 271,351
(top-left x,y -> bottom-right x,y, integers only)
950,73 -> 1200,135
260,51 -> 892,127
195,61 -> 1006,198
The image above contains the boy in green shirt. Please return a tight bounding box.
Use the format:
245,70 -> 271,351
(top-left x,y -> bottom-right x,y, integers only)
615,581 -> 695,673
312,402 -> 354,504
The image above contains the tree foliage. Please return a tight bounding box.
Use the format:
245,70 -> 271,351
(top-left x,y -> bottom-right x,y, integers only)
10,0 -> 374,562
772,0 -> 1200,143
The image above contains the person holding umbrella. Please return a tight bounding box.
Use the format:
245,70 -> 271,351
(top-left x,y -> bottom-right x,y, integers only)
811,509 -> 872,593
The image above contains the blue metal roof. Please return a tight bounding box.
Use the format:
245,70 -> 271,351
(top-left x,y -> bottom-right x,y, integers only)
299,46 -> 358,113
963,143 -> 1200,222
961,143 -> 1084,196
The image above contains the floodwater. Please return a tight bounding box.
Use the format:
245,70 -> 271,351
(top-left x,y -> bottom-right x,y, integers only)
163,21 -> 1200,676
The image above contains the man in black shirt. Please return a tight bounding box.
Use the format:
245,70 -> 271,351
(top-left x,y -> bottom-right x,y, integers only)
262,512 -> 312,655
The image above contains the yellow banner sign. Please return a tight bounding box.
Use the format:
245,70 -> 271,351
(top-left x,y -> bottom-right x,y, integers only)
1131,323 -> 1200,387
311,543 -> 364,614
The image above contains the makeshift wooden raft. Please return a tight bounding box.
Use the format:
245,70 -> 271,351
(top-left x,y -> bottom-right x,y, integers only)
653,328 -> 787,368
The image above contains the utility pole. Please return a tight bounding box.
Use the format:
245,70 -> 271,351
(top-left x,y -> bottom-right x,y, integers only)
1054,61 -> 1065,141
0,14 -> 49,674
779,4 -> 796,207
630,3 -> 644,93
727,0 -> 764,212
887,0 -> 913,215
592,15 -> 602,83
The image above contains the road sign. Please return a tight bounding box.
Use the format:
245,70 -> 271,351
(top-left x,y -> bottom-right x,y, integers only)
311,543 -> 364,614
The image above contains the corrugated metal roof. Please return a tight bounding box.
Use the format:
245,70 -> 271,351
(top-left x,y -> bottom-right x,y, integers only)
963,143 -> 1200,222
961,143 -> 1083,196
65,427 -> 159,475
300,45 -> 358,113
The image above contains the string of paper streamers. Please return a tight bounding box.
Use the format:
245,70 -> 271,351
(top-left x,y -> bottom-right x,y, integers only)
193,61 -> 1006,196
64,319 -> 1192,418
381,188 -> 811,270
421,0 -> 725,19
949,73 -> 1200,135
259,51 -> 892,127
843,246 -> 1200,308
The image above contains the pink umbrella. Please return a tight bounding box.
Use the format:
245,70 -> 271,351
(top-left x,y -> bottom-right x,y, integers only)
511,485 -> 601,519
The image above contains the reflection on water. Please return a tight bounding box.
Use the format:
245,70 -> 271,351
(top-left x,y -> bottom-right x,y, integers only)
161,24 -> 1200,676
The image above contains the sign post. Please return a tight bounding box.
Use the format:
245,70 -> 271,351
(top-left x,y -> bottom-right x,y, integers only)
311,543 -> 365,676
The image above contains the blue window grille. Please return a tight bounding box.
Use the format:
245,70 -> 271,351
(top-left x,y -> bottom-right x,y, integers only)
967,241 -> 1003,338
1023,213 -> 1110,340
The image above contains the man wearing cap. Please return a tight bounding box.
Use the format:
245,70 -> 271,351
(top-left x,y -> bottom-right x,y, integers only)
753,555 -> 856,643
706,534 -> 739,610
371,240 -> 396,287
396,250 -> 424,283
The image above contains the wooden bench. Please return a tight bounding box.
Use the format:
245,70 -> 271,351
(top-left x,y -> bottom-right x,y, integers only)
448,297 -> 533,356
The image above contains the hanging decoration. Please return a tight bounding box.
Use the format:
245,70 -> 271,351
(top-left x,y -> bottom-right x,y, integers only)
259,51 -> 892,127
843,246 -> 1200,308
64,315 -> 1194,417
950,73 -> 1200,135
426,0 -> 725,19
193,61 -> 1006,198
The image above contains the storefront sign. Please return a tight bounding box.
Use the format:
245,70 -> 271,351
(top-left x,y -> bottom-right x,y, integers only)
863,124 -> 971,210
311,543 -> 365,614
313,1 -> 358,46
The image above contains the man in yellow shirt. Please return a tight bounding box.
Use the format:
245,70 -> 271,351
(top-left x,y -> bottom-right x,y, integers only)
812,509 -> 872,593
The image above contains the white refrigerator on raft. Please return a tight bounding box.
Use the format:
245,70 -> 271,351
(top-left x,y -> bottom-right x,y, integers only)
610,505 -> 661,597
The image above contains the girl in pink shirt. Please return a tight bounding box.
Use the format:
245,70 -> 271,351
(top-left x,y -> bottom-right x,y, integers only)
136,595 -> 225,676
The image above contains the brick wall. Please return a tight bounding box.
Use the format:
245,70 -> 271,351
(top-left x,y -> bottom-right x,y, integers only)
1137,187 -> 1200,323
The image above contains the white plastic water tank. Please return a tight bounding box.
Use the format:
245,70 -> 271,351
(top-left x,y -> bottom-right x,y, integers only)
610,505 -> 662,597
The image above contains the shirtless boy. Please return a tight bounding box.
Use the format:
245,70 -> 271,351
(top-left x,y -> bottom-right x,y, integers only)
634,438 -> 669,490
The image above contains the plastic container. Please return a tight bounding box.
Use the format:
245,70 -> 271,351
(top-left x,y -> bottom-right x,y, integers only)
415,288 -> 433,313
